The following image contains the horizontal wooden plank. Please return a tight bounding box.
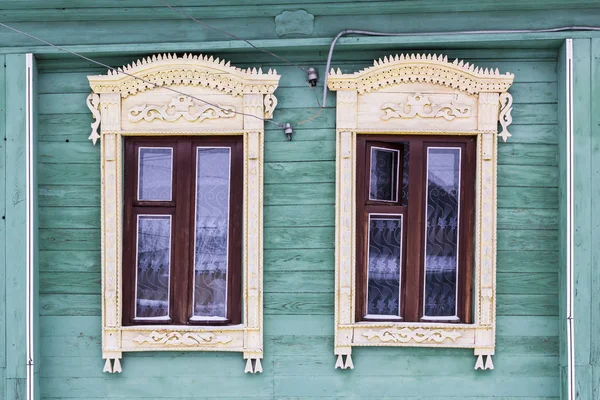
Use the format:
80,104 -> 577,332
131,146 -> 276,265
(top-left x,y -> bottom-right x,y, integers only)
38,118 -> 556,148
38,353 -> 557,379
496,272 -> 558,295
40,272 -> 100,294
39,163 -> 99,185
39,207 -> 99,229
272,354 -> 558,377
38,227 -> 556,252
265,183 -> 334,206
38,185 -> 100,207
39,250 -> 100,273
40,376 -> 273,398
497,187 -> 558,209
264,204 -> 334,227
498,165 -> 558,188
498,143 -> 558,166
39,182 -> 335,208
264,140 -> 335,162
272,376 -> 557,397
265,249 -> 333,272
39,314 -> 557,338
3,0 -> 597,9
264,227 -> 335,249
497,251 -> 558,273
497,208 -> 558,230
39,270 -> 556,295
264,161 -> 335,185
40,248 -> 334,273
0,9 -> 593,52
497,229 -> 558,251
39,228 -> 100,251
38,139 -> 557,167
4,0 -> 600,20
496,294 -> 558,316
38,141 -> 100,164
40,294 -> 101,316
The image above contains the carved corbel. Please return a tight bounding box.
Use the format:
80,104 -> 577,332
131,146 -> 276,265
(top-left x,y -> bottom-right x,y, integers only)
264,93 -> 278,119
86,93 -> 101,145
498,93 -> 513,142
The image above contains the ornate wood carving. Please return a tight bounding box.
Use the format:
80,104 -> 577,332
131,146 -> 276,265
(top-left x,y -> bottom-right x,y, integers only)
132,331 -> 233,346
362,328 -> 462,344
499,92 -> 514,142
380,92 -> 472,121
328,53 -> 514,370
87,54 -> 280,374
127,94 -> 235,123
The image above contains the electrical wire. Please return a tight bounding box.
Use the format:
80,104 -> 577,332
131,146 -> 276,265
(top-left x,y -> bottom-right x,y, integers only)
0,22 -> 287,128
295,82 -> 324,127
322,26 -> 600,107
157,0 -> 308,72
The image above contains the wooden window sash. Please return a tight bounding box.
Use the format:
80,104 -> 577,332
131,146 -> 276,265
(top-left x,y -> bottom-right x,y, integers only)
123,136 -> 242,326
356,135 -> 475,324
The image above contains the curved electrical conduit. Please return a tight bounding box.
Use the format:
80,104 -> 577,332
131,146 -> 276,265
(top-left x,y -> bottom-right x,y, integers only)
322,26 -> 600,107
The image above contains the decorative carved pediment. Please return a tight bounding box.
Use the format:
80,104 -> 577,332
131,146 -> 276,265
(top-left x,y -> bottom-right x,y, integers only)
88,53 -> 280,100
328,53 -> 514,96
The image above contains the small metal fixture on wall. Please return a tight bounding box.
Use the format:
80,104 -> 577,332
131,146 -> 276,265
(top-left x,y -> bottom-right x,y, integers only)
306,67 -> 318,87
284,123 -> 293,141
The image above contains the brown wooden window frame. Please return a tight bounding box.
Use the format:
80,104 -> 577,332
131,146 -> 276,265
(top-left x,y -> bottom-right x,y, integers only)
356,134 -> 476,324
122,136 -> 243,326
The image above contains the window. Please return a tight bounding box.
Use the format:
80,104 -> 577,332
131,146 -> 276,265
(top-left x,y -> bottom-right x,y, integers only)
356,136 -> 476,324
87,53 -> 280,373
327,53 -> 515,370
122,137 -> 243,326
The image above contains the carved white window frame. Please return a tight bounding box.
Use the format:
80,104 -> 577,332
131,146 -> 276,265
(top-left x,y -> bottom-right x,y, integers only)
86,54 -> 280,374
327,54 -> 514,370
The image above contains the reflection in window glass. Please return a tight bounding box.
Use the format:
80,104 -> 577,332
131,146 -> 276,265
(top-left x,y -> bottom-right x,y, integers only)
138,147 -> 173,201
193,147 -> 231,320
135,215 -> 171,319
366,215 -> 403,318
369,147 -> 399,202
423,147 -> 461,318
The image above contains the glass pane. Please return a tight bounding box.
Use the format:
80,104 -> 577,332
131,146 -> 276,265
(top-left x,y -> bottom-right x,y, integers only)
423,147 -> 461,318
135,215 -> 171,319
366,215 -> 403,317
369,147 -> 399,202
138,147 -> 173,201
193,147 -> 231,319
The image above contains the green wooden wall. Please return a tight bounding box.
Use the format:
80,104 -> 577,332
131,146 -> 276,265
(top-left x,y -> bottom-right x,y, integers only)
35,46 -> 561,399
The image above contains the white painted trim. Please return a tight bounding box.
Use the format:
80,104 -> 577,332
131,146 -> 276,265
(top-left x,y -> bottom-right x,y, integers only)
565,38 -> 575,400
25,53 -> 35,400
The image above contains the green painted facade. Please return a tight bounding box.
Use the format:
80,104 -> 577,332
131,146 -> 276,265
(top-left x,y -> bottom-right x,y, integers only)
0,1 -> 599,399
